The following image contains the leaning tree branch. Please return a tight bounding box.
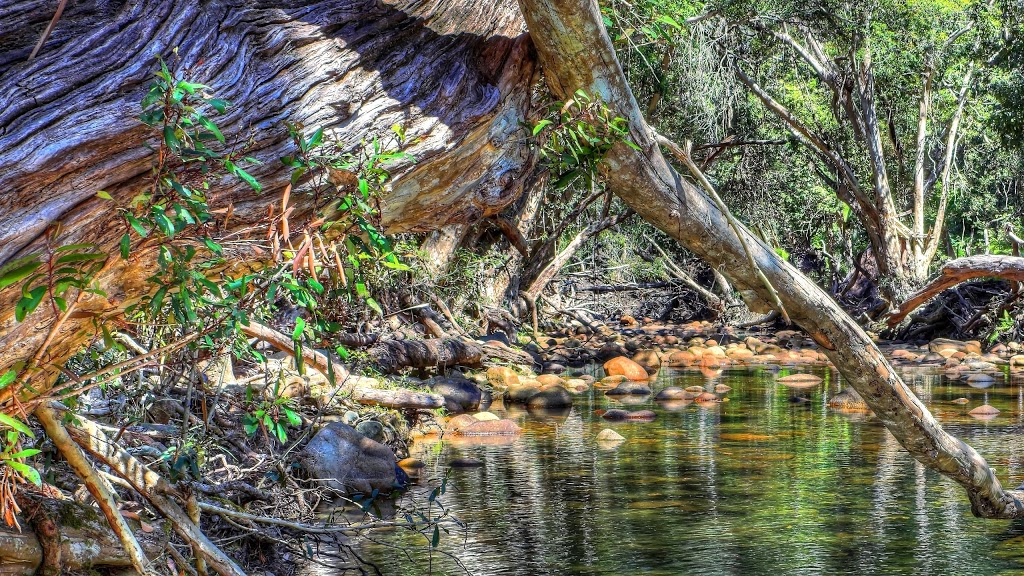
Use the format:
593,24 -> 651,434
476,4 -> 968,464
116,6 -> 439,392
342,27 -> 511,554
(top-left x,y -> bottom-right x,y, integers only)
886,255 -> 1024,326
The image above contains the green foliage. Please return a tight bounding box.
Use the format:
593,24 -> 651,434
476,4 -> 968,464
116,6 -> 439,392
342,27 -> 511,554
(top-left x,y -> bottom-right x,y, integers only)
242,378 -> 302,444
533,89 -> 639,188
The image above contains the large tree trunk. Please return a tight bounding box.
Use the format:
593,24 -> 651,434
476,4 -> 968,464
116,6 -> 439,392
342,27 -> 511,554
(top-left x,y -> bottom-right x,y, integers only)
0,0 -> 536,388
518,0 -> 1024,518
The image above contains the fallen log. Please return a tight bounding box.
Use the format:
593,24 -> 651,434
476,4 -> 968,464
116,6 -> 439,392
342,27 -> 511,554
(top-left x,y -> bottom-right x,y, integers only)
352,388 -> 444,410
373,338 -> 483,373
59,407 -> 247,576
0,498 -> 166,576
886,256 -> 1024,326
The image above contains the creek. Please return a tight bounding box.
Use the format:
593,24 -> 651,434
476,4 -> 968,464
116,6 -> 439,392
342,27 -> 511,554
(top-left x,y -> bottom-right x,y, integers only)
334,362 -> 1024,575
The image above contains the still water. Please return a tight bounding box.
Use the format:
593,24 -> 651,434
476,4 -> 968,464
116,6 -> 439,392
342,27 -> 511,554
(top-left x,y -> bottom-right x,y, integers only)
345,364 -> 1024,575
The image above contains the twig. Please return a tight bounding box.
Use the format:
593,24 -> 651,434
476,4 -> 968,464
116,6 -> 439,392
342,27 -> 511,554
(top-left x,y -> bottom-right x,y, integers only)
28,0 -> 68,61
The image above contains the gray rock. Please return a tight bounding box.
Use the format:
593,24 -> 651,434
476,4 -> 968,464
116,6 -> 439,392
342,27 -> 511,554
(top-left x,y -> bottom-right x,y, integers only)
527,387 -> 573,409
426,376 -> 482,414
356,420 -> 385,442
300,422 -> 396,494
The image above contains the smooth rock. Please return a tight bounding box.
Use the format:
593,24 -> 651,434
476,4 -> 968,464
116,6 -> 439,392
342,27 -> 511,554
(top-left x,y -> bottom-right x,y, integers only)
300,422 -> 396,494
603,356 -> 649,381
527,387 -> 573,409
596,428 -> 626,441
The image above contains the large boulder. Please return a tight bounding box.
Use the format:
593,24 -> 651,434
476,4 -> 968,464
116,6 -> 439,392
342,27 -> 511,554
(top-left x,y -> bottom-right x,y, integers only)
603,356 -> 649,381
300,422 -> 397,494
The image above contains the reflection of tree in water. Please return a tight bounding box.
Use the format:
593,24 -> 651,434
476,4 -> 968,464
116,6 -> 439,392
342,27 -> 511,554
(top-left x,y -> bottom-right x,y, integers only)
347,366 -> 1024,575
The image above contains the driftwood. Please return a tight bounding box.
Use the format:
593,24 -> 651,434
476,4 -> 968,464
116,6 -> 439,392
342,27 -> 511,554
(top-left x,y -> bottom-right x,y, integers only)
373,338 -> 483,373
887,256 -> 1024,326
521,0 -> 1024,518
242,321 -> 445,408
0,0 -> 536,392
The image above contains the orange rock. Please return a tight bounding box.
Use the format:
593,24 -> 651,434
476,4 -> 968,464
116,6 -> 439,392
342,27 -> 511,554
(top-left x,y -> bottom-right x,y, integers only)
603,356 -> 649,381
666,350 -> 696,367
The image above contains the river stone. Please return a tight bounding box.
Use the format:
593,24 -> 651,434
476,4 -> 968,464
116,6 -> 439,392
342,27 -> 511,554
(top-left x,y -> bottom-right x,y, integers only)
685,385 -> 705,393
446,414 -> 480,433
694,392 -> 718,403
457,419 -> 522,436
714,384 -> 732,393
355,420 -> 385,442
778,374 -> 823,388
605,382 -> 652,396
597,428 -> 626,442
666,350 -> 696,367
503,384 -> 542,404
966,373 -> 996,388
486,366 -> 520,388
632,349 -> 662,373
601,409 -> 629,421
300,422 -> 396,494
929,338 -> 982,355
397,458 -> 425,471
625,410 -> 656,422
342,411 -> 360,425
655,386 -> 692,400
527,387 -> 573,409
473,411 -> 501,422
827,387 -> 869,411
426,376 -> 482,414
536,374 -> 564,387
603,356 -> 649,381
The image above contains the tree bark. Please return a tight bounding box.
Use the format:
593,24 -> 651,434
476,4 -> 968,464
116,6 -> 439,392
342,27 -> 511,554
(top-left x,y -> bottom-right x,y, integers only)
886,255 -> 1024,327
519,0 -> 1024,518
0,0 -> 536,390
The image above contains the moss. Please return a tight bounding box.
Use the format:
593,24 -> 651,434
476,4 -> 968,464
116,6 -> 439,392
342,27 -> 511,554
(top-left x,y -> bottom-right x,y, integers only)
57,501 -> 99,530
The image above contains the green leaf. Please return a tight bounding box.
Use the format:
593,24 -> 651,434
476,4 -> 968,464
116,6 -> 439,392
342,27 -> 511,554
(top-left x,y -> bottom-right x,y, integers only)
431,525 -> 440,548
284,408 -> 302,427
195,114 -> 225,143
365,297 -> 383,316
55,252 -> 106,265
532,119 -> 553,136
96,190 -> 114,200
15,286 -> 46,322
0,263 -> 40,293
0,413 -> 34,438
120,233 -> 132,259
208,98 -> 230,113
203,237 -> 223,255
6,461 -> 41,486
126,213 -> 149,237
8,449 -> 41,459
0,371 -> 15,389
163,125 -> 181,151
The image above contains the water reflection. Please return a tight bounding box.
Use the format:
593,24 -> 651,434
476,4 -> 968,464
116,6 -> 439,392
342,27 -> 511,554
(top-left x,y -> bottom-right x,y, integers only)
331,364 -> 1024,575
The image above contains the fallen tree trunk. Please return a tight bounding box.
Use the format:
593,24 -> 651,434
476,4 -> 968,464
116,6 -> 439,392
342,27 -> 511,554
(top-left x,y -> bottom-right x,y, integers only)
519,0 -> 1024,518
886,255 -> 1024,327
372,338 -> 483,373
0,498 -> 167,576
